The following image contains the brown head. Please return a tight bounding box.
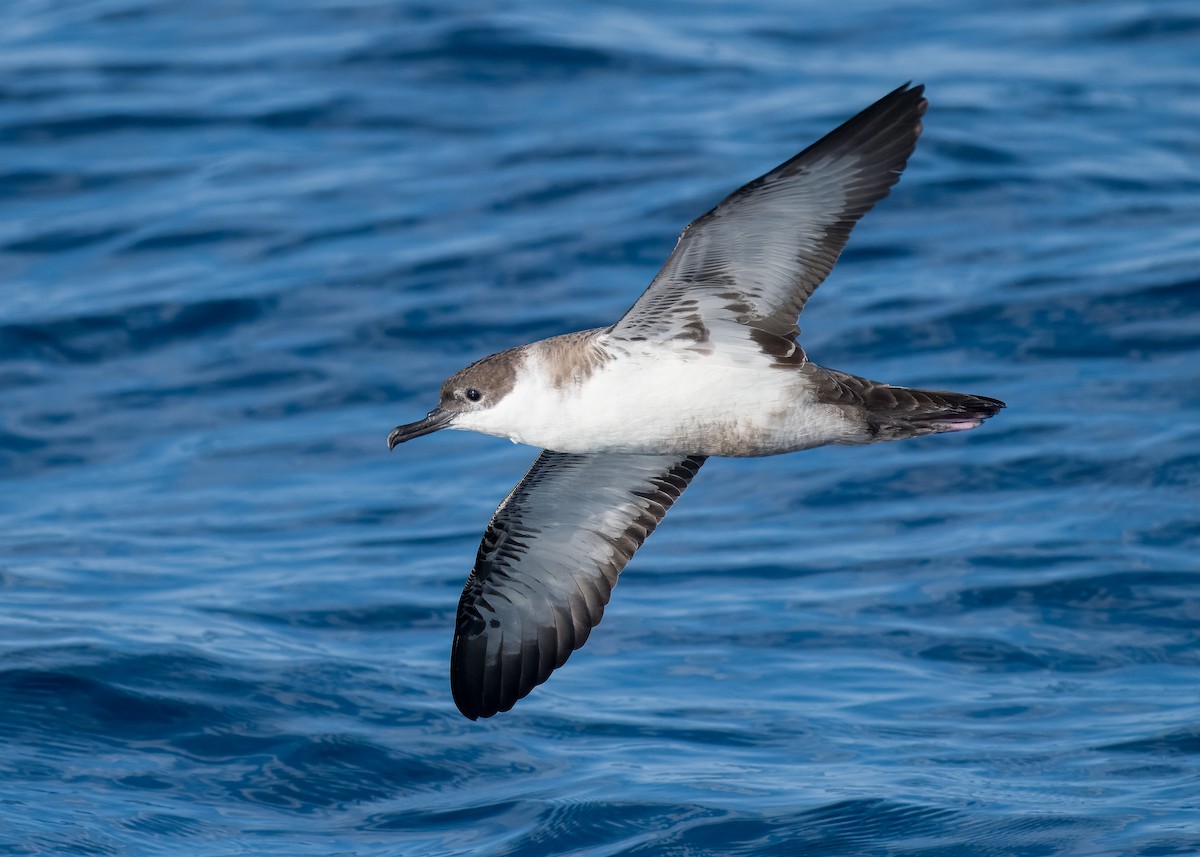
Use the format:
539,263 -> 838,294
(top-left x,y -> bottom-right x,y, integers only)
387,350 -> 522,449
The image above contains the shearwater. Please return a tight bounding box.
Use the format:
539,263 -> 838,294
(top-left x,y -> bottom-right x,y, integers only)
388,83 -> 1004,720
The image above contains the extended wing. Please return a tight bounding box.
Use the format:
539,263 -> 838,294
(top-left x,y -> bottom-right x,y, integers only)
452,451 -> 705,719
611,83 -> 926,358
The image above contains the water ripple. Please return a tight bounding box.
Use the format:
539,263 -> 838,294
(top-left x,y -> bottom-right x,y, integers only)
2,1 -> 1198,854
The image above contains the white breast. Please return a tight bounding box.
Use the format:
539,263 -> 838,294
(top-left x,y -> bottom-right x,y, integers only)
455,342 -> 857,456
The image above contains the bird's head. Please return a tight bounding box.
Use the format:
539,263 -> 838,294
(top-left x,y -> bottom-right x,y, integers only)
387,351 -> 520,449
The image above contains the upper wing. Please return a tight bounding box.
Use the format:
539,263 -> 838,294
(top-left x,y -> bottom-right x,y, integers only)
451,451 -> 706,719
610,83 -> 927,357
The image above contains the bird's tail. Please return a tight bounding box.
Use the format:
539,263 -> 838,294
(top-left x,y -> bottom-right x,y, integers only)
816,368 -> 1005,442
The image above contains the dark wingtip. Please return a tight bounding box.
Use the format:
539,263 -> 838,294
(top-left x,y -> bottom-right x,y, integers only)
452,691 -> 484,721
451,626 -> 509,721
452,686 -> 483,720
796,80 -> 929,186
450,634 -> 482,720
884,80 -> 925,102
929,393 -> 1006,433
883,80 -> 928,122
973,395 -> 1007,417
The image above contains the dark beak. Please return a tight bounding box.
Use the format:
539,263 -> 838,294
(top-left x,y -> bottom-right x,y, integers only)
387,407 -> 453,449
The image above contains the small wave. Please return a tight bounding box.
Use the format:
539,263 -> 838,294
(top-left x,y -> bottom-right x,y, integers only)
0,296 -> 269,364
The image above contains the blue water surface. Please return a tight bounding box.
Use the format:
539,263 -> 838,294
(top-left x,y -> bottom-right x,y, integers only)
2,1 -> 1199,854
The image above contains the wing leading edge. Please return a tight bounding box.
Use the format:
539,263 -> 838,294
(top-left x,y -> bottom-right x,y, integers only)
611,83 -> 927,355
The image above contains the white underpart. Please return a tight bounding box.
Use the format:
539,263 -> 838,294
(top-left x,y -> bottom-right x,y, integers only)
452,340 -> 859,456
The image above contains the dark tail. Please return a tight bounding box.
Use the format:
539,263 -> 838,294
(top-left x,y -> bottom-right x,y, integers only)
815,368 -> 1005,443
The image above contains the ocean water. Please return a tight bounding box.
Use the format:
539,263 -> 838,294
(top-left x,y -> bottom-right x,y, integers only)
2,1 -> 1199,854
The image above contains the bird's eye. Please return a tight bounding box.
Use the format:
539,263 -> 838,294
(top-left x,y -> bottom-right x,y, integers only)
465,388 -> 482,402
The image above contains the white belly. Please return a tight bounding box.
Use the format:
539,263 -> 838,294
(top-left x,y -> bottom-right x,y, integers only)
458,347 -> 859,457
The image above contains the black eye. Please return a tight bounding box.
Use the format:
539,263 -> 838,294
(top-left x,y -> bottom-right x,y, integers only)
465,388 -> 482,402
